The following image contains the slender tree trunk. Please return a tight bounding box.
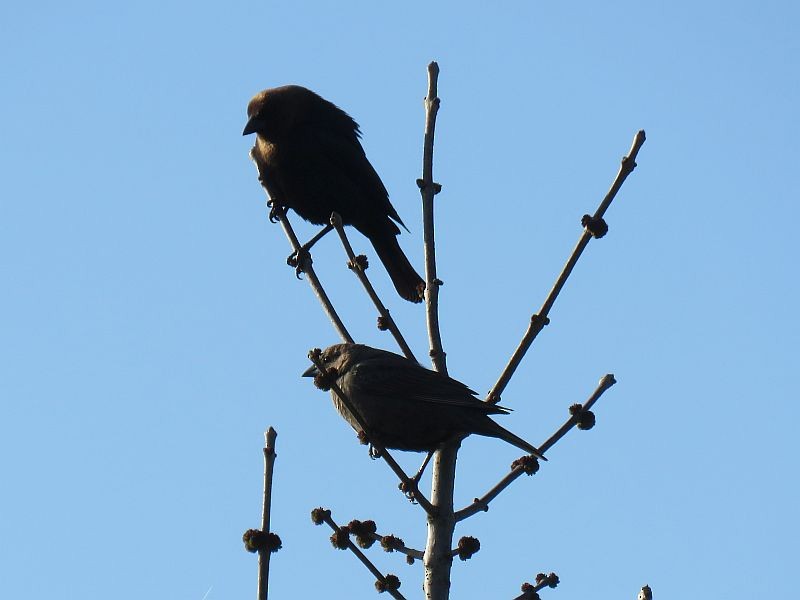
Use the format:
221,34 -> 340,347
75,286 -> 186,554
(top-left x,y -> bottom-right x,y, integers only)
423,441 -> 459,600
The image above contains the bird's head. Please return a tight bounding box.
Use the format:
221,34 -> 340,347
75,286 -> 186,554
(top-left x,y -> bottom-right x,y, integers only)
243,85 -> 360,141
242,85 -> 316,139
302,343 -> 366,379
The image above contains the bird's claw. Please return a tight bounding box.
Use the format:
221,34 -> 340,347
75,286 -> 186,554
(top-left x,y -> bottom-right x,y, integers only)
267,200 -> 285,223
287,247 -> 312,278
398,479 -> 419,503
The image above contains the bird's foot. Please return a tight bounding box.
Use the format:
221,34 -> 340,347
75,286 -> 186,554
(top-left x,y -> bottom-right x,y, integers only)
266,199 -> 287,223
398,478 -> 419,503
396,450 -> 433,501
287,246 -> 312,279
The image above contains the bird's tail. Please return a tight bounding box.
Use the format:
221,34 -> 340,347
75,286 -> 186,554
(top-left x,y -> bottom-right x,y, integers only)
488,422 -> 548,461
368,233 -> 425,303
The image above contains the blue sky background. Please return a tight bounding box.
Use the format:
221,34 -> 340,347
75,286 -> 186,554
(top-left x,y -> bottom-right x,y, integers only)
1,1 -> 797,598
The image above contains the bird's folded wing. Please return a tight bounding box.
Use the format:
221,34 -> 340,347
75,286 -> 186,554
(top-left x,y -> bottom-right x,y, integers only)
348,359 -> 507,414
296,126 -> 407,231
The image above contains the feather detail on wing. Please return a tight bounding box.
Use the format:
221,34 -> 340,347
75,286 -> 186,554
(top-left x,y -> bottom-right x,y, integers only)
347,356 -> 508,415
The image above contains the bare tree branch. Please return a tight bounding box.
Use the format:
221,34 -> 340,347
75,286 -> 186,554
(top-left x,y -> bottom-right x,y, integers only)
267,202 -> 354,343
359,532 -> 425,561
486,130 -> 646,405
418,61 -> 447,374
455,374 -> 616,522
307,348 -> 437,515
315,509 -> 408,600
329,212 -> 417,362
416,62 -> 461,600
257,428 -> 278,600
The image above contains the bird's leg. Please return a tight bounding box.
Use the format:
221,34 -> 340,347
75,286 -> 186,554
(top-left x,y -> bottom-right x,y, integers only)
397,451 -> 434,501
287,224 -> 333,277
413,451 -> 434,485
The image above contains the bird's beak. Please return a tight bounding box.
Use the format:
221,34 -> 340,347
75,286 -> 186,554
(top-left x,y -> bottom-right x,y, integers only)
302,364 -> 319,378
242,116 -> 258,136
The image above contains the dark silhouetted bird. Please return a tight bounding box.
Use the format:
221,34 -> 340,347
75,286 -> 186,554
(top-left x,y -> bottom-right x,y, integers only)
303,343 -> 545,459
243,85 -> 425,303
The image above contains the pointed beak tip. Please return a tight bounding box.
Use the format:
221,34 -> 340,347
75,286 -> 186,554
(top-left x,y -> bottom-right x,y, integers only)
302,365 -> 319,378
242,117 -> 258,136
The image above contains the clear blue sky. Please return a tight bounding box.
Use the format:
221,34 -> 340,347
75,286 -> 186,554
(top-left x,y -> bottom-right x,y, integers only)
1,2 -> 797,598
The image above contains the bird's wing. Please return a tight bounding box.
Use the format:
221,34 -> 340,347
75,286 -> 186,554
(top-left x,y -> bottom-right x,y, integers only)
294,125 -> 407,232
348,355 -> 507,414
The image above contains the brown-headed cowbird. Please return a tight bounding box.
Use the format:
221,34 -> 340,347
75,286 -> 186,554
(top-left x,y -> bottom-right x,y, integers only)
243,85 -> 425,303
303,343 -> 545,459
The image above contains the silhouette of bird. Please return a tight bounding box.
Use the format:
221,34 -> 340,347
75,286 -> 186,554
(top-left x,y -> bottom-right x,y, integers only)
303,343 -> 545,459
243,85 -> 424,303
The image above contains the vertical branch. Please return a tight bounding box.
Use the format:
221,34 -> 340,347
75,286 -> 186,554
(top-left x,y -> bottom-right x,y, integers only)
258,427 -> 278,600
418,61 -> 458,600
424,441 -> 458,600
418,61 -> 447,374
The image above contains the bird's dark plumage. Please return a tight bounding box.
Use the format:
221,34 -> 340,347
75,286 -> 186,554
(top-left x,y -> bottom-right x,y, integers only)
303,343 -> 545,459
243,85 -> 425,303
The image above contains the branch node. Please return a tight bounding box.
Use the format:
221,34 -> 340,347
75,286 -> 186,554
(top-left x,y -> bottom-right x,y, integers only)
377,315 -> 390,331
375,574 -> 401,593
348,254 -> 369,272
531,313 -> 550,328
381,534 -> 405,553
581,214 -> 609,238
511,455 -> 541,476
569,404 -> 596,430
330,525 -> 351,550
310,507 -> 330,525
348,519 -> 378,549
242,529 -> 282,554
536,572 -> 560,588
455,536 -> 480,561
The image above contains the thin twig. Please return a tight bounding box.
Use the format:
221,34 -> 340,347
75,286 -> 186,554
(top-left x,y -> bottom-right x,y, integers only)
329,212 -> 417,362
269,203 -> 354,343
257,427 -> 278,600
537,374 -> 616,455
454,374 -> 617,522
418,61 -> 447,374
308,349 -> 437,515
362,532 -> 425,561
511,573 -> 560,600
320,512 -> 408,600
486,130 -> 646,405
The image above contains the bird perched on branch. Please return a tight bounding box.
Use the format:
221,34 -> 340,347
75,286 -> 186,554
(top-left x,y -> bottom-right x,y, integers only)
243,85 -> 425,303
303,343 -> 545,459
